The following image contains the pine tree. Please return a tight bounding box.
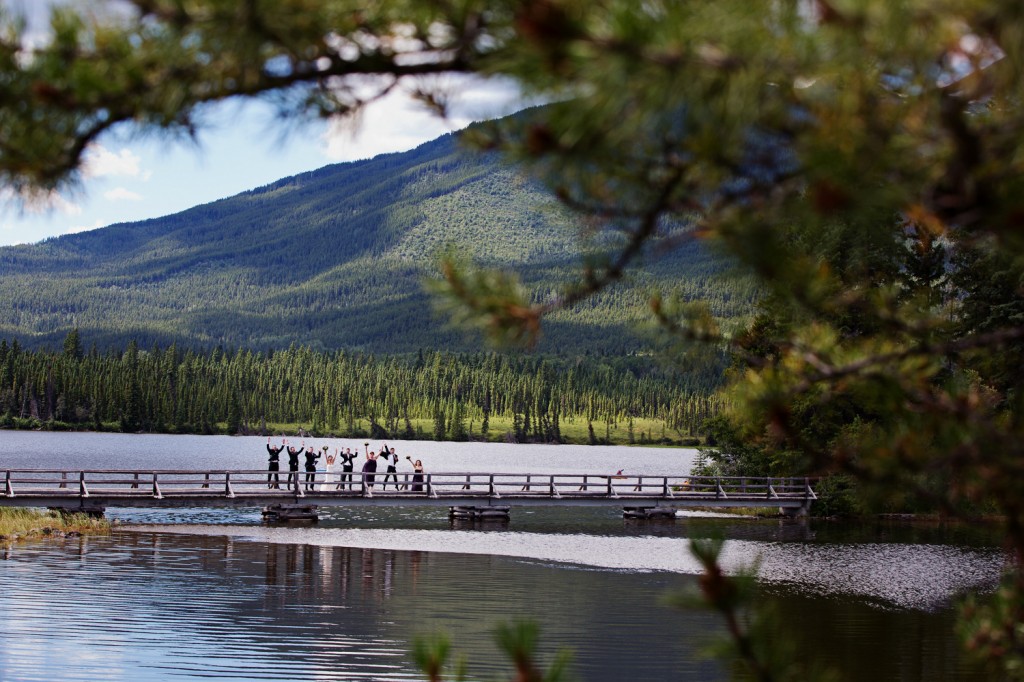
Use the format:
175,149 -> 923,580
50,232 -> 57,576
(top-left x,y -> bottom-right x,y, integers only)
432,404 -> 446,441
226,394 -> 242,435
62,328 -> 83,361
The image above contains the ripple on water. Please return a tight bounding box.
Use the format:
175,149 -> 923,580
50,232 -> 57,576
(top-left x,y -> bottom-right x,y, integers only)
132,524 -> 1006,610
0,528 -> 1000,682
0,537 -> 423,681
0,533 -> 712,682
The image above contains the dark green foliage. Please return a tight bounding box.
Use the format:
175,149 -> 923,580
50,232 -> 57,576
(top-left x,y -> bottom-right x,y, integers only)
62,328 -> 82,360
958,573 -> 1024,678
809,475 -> 862,518
493,621 -> 572,682
0,340 -> 719,441
413,620 -> 569,682
413,632 -> 465,682
670,538 -> 839,682
226,394 -> 242,435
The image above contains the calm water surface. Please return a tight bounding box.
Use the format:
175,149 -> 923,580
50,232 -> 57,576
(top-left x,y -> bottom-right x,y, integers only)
0,432 -> 1006,681
0,431 -> 696,474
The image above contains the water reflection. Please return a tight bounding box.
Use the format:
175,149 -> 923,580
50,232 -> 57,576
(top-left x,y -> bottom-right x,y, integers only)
0,532 -> 710,681
137,519 -> 1003,612
0,530 -> 996,681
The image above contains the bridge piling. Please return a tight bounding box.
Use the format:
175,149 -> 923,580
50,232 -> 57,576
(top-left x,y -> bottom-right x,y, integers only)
49,503 -> 106,519
622,507 -> 676,519
262,503 -> 319,522
449,505 -> 510,520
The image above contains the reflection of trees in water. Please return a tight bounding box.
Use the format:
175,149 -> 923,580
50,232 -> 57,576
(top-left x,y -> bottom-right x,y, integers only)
27,531 -> 983,681
255,541 -> 419,608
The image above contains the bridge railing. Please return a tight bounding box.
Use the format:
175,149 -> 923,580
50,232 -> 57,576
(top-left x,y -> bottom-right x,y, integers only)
2,469 -> 817,502
1,469 -> 278,499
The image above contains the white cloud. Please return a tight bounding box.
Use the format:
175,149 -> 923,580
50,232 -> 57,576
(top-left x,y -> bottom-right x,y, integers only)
104,187 -> 143,202
321,75 -> 523,162
0,185 -> 84,244
0,186 -> 83,216
63,219 -> 106,236
82,144 -> 143,178
46,192 -> 83,216
322,108 -> 457,162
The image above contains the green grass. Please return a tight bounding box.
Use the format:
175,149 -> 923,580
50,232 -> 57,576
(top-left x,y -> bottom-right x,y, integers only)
0,507 -> 110,541
256,416 -> 701,446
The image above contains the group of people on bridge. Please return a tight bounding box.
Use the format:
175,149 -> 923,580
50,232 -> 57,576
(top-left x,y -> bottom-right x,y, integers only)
265,438 -> 425,492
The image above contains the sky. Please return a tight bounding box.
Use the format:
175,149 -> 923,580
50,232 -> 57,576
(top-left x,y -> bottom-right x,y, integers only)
0,1 -> 521,247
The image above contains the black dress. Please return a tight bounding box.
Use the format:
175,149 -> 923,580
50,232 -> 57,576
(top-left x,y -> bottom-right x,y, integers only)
361,456 -> 377,486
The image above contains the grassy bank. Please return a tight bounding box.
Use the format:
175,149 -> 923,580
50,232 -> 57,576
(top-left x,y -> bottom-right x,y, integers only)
1,415 -> 704,447
0,507 -> 111,542
260,415 -> 702,447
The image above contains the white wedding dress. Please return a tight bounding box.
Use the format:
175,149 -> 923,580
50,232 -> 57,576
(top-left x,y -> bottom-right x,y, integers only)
321,454 -> 336,491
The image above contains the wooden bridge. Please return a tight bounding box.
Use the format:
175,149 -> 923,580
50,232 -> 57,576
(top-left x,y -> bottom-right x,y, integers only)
1,469 -> 817,520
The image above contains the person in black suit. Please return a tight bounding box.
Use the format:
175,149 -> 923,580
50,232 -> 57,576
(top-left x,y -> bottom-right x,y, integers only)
304,444 -> 321,491
285,440 -> 303,487
266,437 -> 284,489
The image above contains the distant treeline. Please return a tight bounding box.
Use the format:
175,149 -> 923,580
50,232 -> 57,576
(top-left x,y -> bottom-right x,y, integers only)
0,332 -> 724,444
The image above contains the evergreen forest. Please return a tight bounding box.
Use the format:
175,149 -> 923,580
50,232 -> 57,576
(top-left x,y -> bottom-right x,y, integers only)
0,131 -> 759,357
0,333 -> 722,445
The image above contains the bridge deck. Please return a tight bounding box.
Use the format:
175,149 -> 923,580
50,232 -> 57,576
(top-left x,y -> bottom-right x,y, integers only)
1,469 -> 817,511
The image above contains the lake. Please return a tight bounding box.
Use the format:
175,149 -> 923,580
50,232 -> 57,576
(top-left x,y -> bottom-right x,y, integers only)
0,432 -> 1004,681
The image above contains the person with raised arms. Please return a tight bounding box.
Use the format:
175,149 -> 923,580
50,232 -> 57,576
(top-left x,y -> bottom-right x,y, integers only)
337,447 -> 357,490
361,442 -> 378,491
407,456 -> 425,492
381,445 -> 400,490
303,443 -> 321,491
266,437 -> 284,489
285,439 -> 303,488
321,445 -> 336,491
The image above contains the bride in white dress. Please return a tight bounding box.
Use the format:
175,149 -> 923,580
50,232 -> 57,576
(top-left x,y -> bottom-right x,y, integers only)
321,447 -> 337,491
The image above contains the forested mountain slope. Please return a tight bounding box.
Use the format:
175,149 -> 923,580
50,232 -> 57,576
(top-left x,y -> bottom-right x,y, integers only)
0,131 -> 758,355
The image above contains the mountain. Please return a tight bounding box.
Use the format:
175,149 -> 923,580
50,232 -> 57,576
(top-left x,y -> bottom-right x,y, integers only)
0,130 -> 758,354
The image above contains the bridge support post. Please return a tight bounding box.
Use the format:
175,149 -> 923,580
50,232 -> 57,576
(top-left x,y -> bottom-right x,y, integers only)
262,503 -> 319,523
50,503 -> 106,519
449,505 -> 510,521
622,506 -> 676,520
780,503 -> 809,518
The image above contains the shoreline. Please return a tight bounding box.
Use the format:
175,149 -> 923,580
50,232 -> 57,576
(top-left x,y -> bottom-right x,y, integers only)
0,423 -> 704,449
0,508 -> 112,543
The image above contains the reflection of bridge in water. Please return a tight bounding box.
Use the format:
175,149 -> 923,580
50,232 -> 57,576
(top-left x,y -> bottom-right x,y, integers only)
2,470 -> 818,521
